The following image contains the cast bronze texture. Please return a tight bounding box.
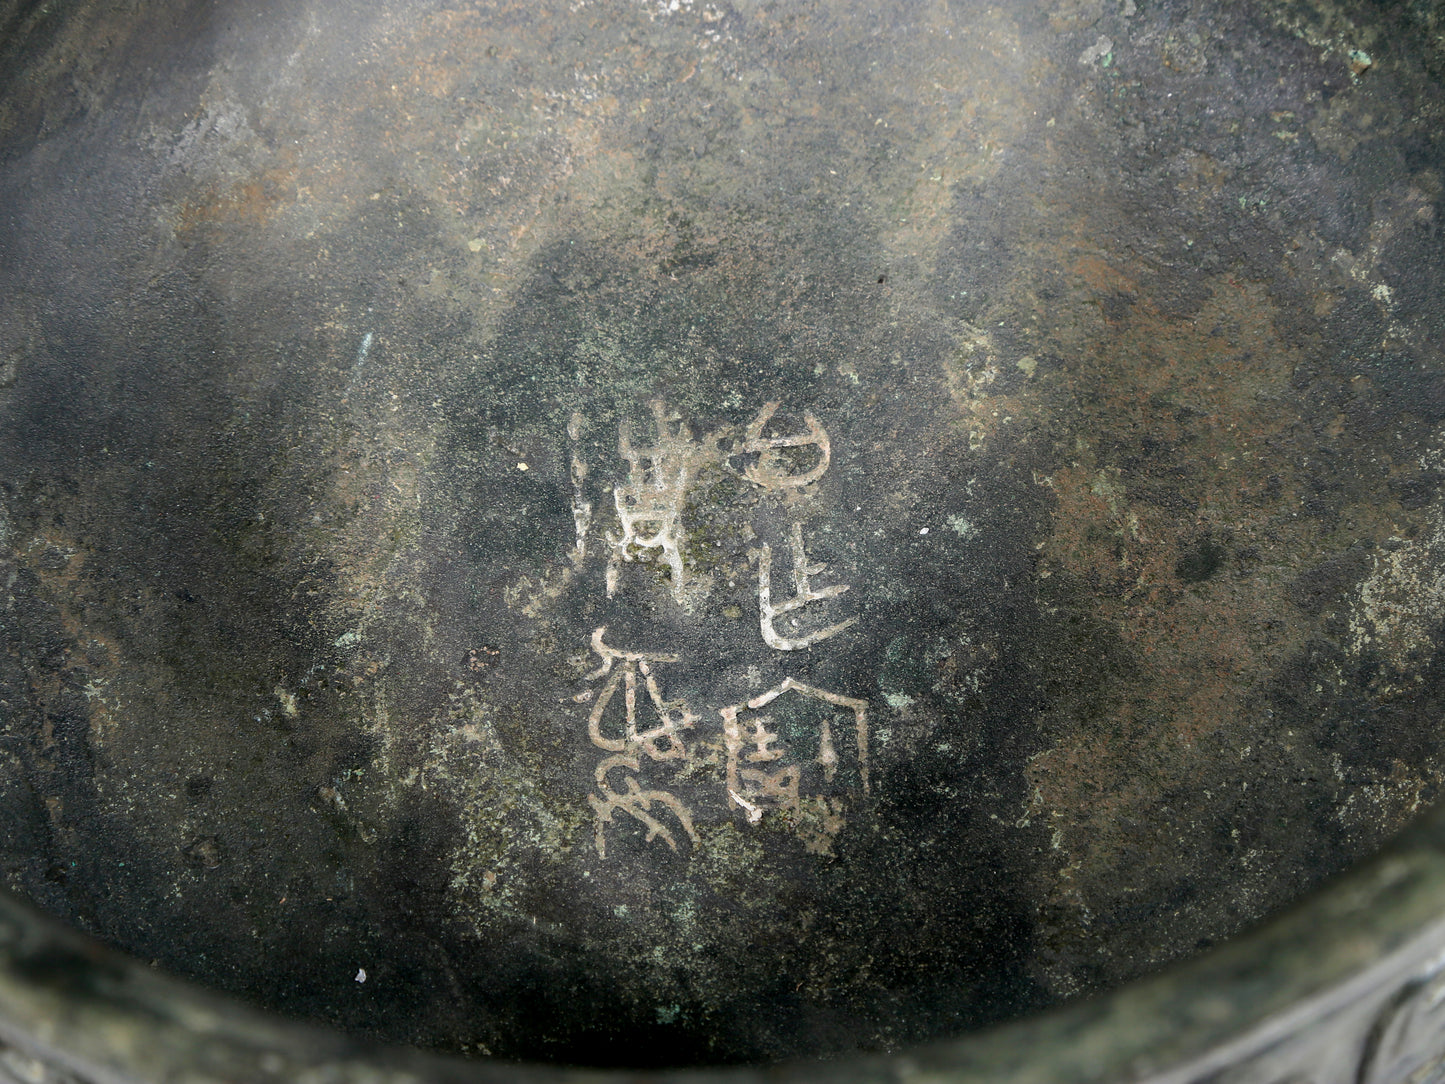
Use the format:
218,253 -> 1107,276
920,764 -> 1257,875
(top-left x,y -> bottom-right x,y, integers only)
0,0 -> 1442,1070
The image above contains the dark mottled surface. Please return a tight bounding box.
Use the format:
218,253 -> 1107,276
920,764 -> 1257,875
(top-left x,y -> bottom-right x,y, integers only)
0,0 -> 1443,1069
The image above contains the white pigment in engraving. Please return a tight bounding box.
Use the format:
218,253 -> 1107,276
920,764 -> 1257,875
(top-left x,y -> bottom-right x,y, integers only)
562,400 -> 873,857
602,401 -> 833,602
719,678 -> 870,821
567,411 -> 592,566
605,401 -> 715,601
758,521 -> 859,650
575,627 -> 699,857
730,401 -> 831,489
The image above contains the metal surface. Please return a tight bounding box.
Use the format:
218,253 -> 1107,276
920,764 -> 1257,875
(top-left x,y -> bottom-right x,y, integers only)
4,783 -> 1445,1082
0,0 -> 1444,1073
